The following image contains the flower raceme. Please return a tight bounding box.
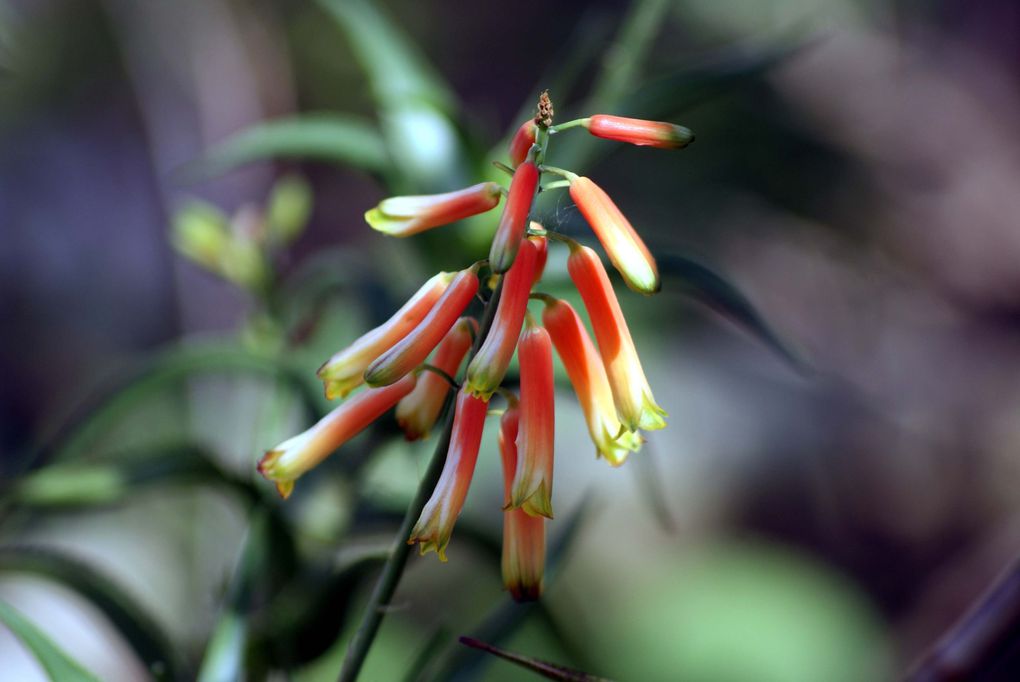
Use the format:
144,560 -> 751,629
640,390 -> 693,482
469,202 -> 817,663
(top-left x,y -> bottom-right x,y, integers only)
364,182 -> 502,237
540,296 -> 642,466
408,388 -> 489,561
583,114 -> 694,149
465,236 -> 543,399
395,317 -> 477,440
499,398 -> 545,601
567,242 -> 667,432
489,161 -> 539,273
257,375 -> 417,499
317,272 -> 453,400
364,265 -> 479,387
569,176 -> 660,295
509,318 -> 555,519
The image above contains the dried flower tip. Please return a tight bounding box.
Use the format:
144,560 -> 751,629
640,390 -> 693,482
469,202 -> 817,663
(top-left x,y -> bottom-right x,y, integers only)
535,90 -> 554,128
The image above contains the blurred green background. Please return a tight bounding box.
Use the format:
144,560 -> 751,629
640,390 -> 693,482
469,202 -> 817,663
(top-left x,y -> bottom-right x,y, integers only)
2,0 -> 1019,680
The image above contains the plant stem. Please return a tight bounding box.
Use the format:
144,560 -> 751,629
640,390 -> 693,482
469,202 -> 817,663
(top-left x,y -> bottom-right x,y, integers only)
337,278 -> 505,682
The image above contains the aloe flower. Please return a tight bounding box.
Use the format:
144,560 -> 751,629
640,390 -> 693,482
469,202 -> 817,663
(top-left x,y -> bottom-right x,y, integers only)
365,182 -> 502,237
498,396 -> 545,601
408,388 -> 489,561
567,243 -> 667,432
489,161 -> 539,273
530,222 -> 548,286
465,237 -> 543,399
540,296 -> 642,466
395,317 -> 477,441
584,114 -> 694,149
569,176 -> 659,295
257,375 -> 417,499
318,272 -> 453,399
365,266 -> 479,387
508,120 -> 536,168
509,318 -> 555,518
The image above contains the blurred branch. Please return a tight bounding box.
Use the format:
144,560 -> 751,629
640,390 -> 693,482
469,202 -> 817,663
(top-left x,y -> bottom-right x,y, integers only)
458,636 -> 613,682
906,554 -> 1020,681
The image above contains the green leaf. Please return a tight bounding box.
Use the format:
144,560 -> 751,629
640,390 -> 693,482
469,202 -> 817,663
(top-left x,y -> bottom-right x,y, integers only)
193,114 -> 389,177
458,636 -> 614,682
660,253 -> 808,373
0,547 -> 180,680
316,0 -> 466,190
0,600 -> 101,682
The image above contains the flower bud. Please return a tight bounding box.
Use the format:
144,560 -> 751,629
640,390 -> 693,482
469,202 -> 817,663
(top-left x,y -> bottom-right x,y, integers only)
318,272 -> 453,400
499,398 -> 545,601
408,389 -> 489,561
489,162 -> 539,273
267,174 -> 313,244
465,237 -> 541,399
567,243 -> 667,432
365,266 -> 479,387
365,182 -> 502,237
395,317 -> 477,440
257,375 -> 417,499
540,297 -> 642,466
585,114 -> 694,149
509,319 -> 555,518
570,176 -> 659,295
530,222 -> 548,286
508,120 -> 537,168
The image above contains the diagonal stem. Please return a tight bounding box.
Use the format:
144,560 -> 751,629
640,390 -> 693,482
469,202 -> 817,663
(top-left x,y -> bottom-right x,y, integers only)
337,277 -> 505,682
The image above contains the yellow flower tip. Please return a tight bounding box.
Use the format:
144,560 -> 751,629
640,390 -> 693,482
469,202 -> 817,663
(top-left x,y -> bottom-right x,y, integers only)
364,207 -> 413,236
637,399 -> 668,431
275,480 -> 295,500
257,450 -> 296,499
513,483 -> 554,519
409,533 -> 449,562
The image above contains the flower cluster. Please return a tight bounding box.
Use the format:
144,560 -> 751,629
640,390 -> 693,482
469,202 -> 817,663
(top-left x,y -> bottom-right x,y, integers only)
258,92 -> 692,601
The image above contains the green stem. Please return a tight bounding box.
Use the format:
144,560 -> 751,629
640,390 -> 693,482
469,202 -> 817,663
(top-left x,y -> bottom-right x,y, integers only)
491,161 -> 514,176
539,180 -> 571,192
337,277 -> 505,682
418,364 -> 459,389
538,165 -> 578,182
548,117 -> 590,134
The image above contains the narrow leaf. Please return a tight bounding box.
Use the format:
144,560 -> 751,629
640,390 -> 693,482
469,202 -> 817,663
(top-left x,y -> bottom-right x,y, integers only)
458,636 -> 613,682
660,253 -> 808,373
193,114 -> 389,177
0,599 -> 102,682
0,547 -> 180,680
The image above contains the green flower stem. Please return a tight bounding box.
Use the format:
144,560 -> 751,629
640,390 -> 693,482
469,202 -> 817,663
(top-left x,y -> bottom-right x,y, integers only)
548,117 -> 591,134
338,277 -> 505,682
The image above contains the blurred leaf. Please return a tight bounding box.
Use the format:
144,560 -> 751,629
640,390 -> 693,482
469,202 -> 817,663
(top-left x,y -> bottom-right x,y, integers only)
458,636 -> 613,682
0,600 -> 101,682
317,0 -> 466,190
194,114 -> 390,177
35,342 -> 322,468
0,547 -> 179,680
197,611 -> 246,682
631,440 -> 678,534
267,175 -> 314,244
660,253 -> 808,373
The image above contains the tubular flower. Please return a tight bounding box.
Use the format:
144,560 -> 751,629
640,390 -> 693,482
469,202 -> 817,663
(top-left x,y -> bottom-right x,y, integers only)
567,243 -> 667,432
529,222 -> 548,286
257,375 -> 417,499
499,397 -> 545,601
540,297 -> 642,466
318,272 -> 453,400
364,266 -> 479,387
408,389 -> 489,561
395,317 -> 477,440
465,237 -> 542,399
509,318 -> 555,518
508,120 -> 537,167
489,161 -> 539,273
570,176 -> 659,295
584,114 -> 694,149
365,182 -> 502,237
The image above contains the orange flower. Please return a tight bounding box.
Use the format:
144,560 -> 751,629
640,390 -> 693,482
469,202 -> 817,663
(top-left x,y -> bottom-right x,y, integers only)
540,296 -> 642,466
509,318 -> 555,518
508,120 -> 536,168
257,375 -> 417,499
570,176 -> 659,295
364,266 -> 479,387
365,182 -> 502,237
317,272 -> 453,400
465,237 -> 543,399
530,222 -> 548,286
584,114 -> 694,149
489,162 -> 539,273
408,388 -> 489,561
567,243 -> 667,432
395,317 -> 477,440
498,396 -> 545,601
